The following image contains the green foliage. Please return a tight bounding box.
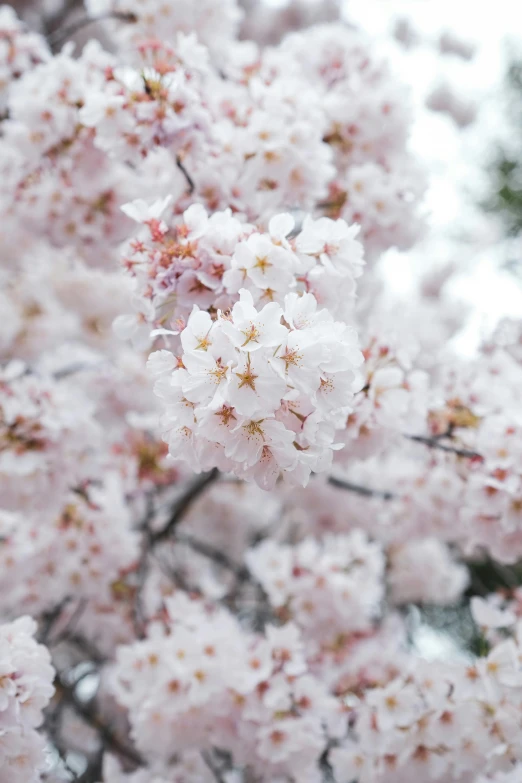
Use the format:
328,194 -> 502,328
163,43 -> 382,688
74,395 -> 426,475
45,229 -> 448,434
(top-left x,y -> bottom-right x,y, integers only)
485,52 -> 522,236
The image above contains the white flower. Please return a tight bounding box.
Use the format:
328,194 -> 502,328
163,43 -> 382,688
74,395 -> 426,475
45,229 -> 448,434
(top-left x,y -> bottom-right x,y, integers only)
225,417 -> 294,468
121,195 -> 174,223
147,350 -> 177,378
227,351 -> 286,417
181,352 -> 232,408
271,329 -> 325,395
269,212 -> 295,242
296,216 -> 364,278
227,234 -> 295,293
221,289 -> 287,352
471,597 -> 516,630
283,292 -> 329,331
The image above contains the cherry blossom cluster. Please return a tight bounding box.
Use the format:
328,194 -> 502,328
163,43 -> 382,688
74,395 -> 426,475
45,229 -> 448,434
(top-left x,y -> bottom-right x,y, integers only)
339,331 -> 429,460
419,347 -> 522,562
0,5 -> 49,109
282,23 -> 425,259
0,41 -> 136,260
0,616 -> 55,783
245,532 -> 385,648
72,1 -> 424,251
85,0 -> 243,59
386,537 -> 469,606
0,363 -> 101,513
149,286 -> 363,488
286,331 -> 522,565
119,199 -> 364,336
0,477 -> 139,618
330,605 -> 522,782
0,243 -> 133,362
248,485 -> 469,610
80,36 -> 213,166
111,593 -> 345,782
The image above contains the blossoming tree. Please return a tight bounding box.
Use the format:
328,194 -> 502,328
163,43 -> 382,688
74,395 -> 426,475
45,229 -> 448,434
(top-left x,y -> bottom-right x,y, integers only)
1,1 -> 522,782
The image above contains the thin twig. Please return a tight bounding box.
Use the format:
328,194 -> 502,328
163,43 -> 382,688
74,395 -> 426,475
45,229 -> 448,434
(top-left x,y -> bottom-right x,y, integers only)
64,633 -> 107,665
47,11 -> 137,50
38,598 -> 71,645
55,675 -> 143,767
130,493 -> 156,638
152,468 -> 219,543
174,532 -> 252,583
42,0 -> 81,36
53,362 -> 99,380
328,476 -> 395,500
176,156 -> 195,194
201,750 -> 227,783
406,433 -> 483,460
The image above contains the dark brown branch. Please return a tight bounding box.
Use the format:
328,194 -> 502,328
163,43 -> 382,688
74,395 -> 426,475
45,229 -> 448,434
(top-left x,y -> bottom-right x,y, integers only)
53,362 -> 98,380
55,675 -> 143,768
38,599 -> 70,645
152,468 -> 219,543
328,476 -> 395,500
201,749 -> 233,783
42,0 -> 81,37
201,752 -> 226,783
406,433 -> 483,460
47,11 -> 137,50
64,633 -> 107,665
174,532 -> 252,582
176,157 -> 195,194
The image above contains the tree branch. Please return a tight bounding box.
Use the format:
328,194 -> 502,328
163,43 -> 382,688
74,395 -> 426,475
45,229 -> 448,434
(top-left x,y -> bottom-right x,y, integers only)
406,433 -> 483,460
55,675 -> 143,768
328,476 -> 395,500
152,468 -> 219,543
201,751 -> 227,783
42,0 -> 81,37
47,11 -> 137,50
174,532 -> 254,582
38,599 -> 71,645
176,157 -> 195,194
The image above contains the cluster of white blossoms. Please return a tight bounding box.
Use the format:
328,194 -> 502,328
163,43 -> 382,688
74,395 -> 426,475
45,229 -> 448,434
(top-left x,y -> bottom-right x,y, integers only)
80,36 -> 213,166
120,198 -> 367,486
386,537 -> 469,606
0,39 -> 137,261
0,477 -> 139,618
0,617 -> 55,783
0,364 -> 101,513
280,23 -> 426,259
85,0 -> 243,59
338,330 -> 429,461
118,201 -> 364,339
0,5 -> 49,109
149,286 -> 363,488
245,532 -> 385,648
330,605 -> 522,783
111,593 -> 344,782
